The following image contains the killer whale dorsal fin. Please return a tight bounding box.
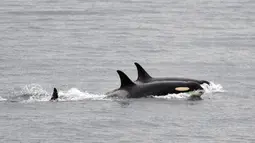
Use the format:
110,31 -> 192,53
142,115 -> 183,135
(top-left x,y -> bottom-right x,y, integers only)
117,70 -> 135,88
50,88 -> 58,101
134,62 -> 152,81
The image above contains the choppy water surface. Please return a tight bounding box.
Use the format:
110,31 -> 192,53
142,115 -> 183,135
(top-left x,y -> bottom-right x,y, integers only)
0,0 -> 255,142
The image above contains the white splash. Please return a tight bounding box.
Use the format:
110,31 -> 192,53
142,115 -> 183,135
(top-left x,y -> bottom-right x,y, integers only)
57,88 -> 107,101
21,84 -> 107,103
153,92 -> 192,99
21,84 -> 49,96
201,81 -> 225,93
19,84 -> 50,102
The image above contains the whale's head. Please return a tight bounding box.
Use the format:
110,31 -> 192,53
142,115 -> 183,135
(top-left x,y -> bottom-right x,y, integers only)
199,80 -> 210,85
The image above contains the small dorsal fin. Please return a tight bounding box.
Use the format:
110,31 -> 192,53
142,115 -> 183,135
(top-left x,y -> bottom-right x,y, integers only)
134,62 -> 152,81
50,88 -> 58,101
117,70 -> 135,88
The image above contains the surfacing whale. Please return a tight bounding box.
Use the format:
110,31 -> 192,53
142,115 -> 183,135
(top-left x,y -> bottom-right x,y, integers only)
134,62 -> 210,85
106,70 -> 204,99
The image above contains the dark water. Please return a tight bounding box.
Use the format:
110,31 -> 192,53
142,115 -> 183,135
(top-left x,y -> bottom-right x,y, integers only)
0,0 -> 255,142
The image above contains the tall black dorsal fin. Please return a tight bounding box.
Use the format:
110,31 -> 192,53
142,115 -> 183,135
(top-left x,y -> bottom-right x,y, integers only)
117,70 -> 135,88
134,62 -> 152,81
50,88 -> 58,101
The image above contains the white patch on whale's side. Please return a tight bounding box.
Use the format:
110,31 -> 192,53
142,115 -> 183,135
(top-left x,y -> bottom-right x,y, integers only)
175,87 -> 190,91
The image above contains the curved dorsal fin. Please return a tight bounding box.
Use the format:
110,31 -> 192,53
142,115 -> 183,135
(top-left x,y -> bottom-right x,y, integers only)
134,62 -> 152,81
117,70 -> 135,88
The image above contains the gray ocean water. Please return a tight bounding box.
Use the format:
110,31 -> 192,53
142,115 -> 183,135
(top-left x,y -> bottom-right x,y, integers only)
0,0 -> 255,142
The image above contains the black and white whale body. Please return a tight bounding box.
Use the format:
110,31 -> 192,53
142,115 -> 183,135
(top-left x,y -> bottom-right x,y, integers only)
134,62 -> 210,85
106,70 -> 204,98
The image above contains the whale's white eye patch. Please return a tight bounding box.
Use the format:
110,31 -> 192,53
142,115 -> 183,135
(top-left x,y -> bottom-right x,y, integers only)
175,87 -> 190,91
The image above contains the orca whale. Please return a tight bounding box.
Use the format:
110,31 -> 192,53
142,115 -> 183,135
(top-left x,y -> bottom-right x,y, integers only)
50,88 -> 58,101
134,62 -> 210,85
106,70 -> 204,98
